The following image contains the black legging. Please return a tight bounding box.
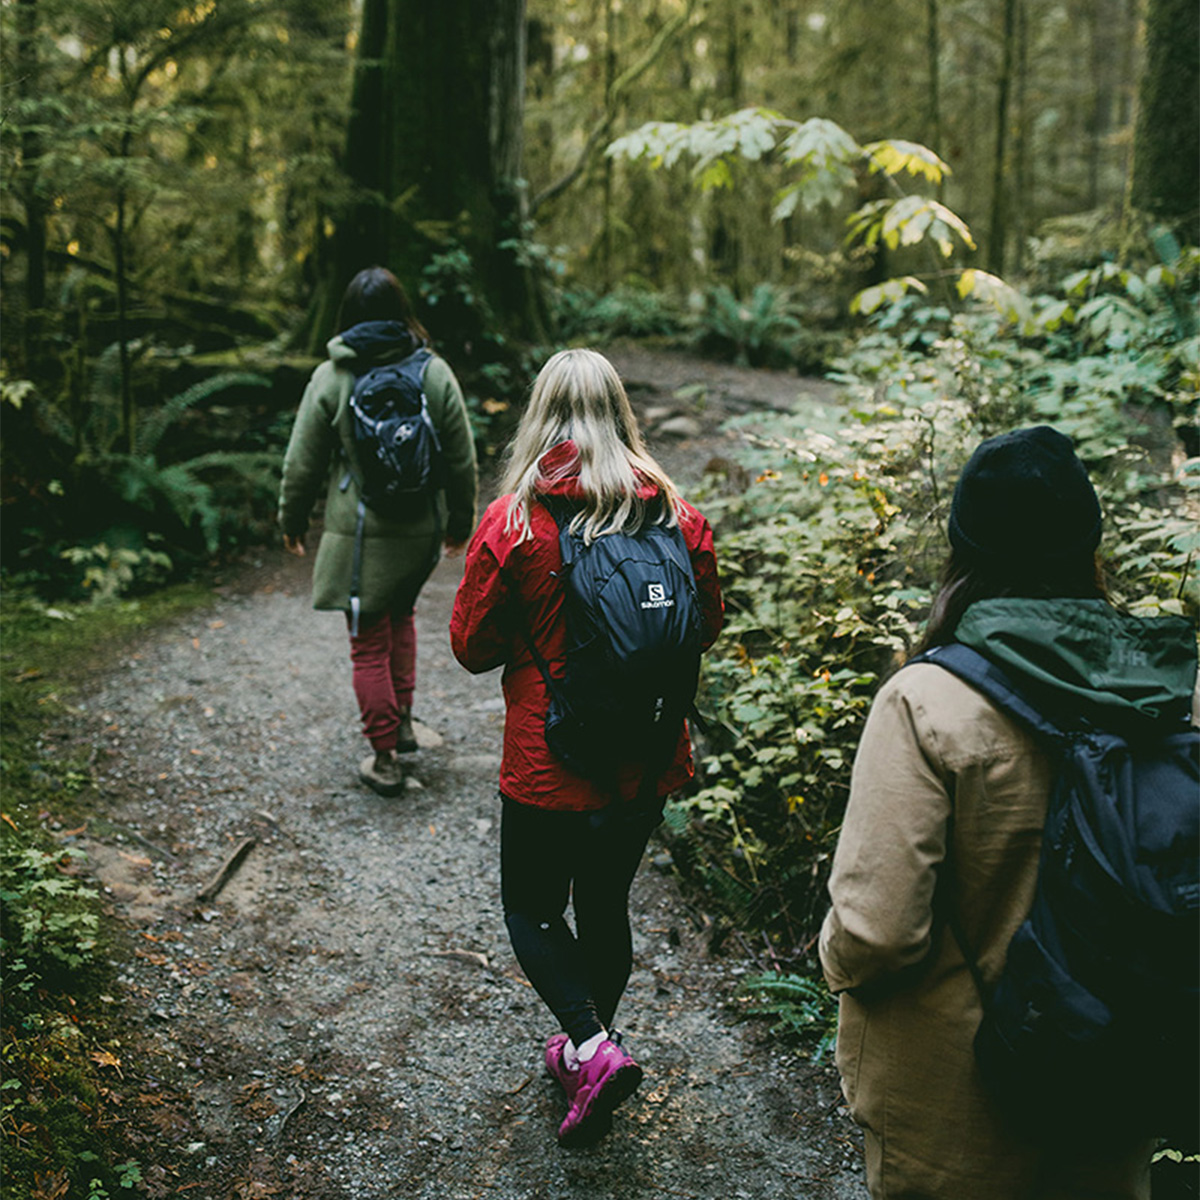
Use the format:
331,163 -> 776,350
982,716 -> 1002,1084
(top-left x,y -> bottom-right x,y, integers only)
500,794 -> 661,1049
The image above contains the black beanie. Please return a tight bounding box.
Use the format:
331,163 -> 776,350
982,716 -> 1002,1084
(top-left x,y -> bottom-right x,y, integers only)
948,426 -> 1102,564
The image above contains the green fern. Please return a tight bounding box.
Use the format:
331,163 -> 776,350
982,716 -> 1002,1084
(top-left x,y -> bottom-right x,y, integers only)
99,449 -> 280,555
697,860 -> 760,929
134,372 -> 270,457
739,971 -> 837,1062
691,283 -> 804,366
81,343 -> 127,453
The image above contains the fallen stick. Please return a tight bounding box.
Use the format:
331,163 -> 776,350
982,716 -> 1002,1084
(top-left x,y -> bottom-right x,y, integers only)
195,836 -> 256,902
428,949 -> 490,970
274,1087 -> 306,1144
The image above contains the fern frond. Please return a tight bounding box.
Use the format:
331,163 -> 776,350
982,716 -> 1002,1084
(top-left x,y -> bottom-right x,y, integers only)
184,450 -> 281,480
82,343 -> 125,453
660,800 -> 690,839
738,971 -> 837,1061
135,373 -> 270,457
32,394 -> 78,450
154,463 -> 222,548
698,862 -> 759,927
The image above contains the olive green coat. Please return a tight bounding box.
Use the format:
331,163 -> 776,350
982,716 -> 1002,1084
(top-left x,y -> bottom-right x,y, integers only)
819,600 -> 1196,1200
278,337 -> 477,613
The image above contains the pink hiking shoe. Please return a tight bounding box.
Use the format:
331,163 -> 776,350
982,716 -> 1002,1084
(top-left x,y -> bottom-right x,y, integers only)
544,1033 -> 575,1094
555,1038 -> 643,1148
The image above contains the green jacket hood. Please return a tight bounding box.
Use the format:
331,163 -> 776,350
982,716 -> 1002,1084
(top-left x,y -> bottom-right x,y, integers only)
953,598 -> 1197,729
327,320 -> 423,369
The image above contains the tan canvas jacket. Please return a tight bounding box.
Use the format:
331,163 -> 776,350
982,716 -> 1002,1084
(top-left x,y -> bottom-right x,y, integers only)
819,662 -> 1152,1200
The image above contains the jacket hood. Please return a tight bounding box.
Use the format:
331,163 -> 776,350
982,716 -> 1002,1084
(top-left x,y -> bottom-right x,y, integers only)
328,320 -> 423,368
954,598 -> 1197,729
533,440 -> 661,502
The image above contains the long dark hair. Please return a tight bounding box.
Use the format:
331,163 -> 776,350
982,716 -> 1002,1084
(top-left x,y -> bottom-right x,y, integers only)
337,266 -> 431,345
916,547 -> 1109,654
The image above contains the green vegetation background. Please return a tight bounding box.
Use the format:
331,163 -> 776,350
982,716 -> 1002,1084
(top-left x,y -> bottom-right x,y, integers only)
2,0 -> 1197,1193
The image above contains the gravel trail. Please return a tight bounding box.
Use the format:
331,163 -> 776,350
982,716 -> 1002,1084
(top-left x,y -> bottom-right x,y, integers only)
72,348 -> 870,1200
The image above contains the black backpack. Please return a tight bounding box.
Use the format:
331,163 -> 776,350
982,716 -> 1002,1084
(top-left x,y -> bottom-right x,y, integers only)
348,347 -> 441,520
521,500 -> 703,794
343,348 -> 442,634
912,642 -> 1200,1142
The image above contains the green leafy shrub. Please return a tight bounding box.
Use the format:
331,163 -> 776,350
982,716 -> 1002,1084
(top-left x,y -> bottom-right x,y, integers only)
3,365 -> 279,597
0,840 -> 99,998
687,282 -> 806,368
737,972 -> 837,1062
554,283 -> 684,342
670,265 -> 1197,979
60,543 -> 174,603
0,587 -> 208,1199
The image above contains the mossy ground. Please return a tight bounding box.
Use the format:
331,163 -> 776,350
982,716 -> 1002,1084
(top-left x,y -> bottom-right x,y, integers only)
1,583 -> 212,1200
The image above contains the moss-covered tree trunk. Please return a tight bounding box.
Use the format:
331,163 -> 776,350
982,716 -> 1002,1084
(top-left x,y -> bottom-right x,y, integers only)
16,0 -> 46,370
311,0 -> 544,350
1131,0 -> 1200,237
985,0 -> 1017,276
925,0 -> 942,162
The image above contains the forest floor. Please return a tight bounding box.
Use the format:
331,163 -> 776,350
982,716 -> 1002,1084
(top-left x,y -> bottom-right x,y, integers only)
61,342 -> 868,1200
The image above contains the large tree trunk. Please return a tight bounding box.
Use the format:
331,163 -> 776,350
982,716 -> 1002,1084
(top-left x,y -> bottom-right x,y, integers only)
1012,0 -> 1030,273
112,180 -> 134,454
601,0 -> 618,289
1085,0 -> 1124,210
986,0 -> 1018,276
16,0 -> 47,369
1131,0 -> 1200,236
314,0 -> 544,350
926,0 -> 942,160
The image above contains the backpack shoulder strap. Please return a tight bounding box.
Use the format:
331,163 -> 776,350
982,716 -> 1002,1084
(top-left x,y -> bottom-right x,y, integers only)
907,648 -> 1051,1003
395,346 -> 433,385
349,345 -> 432,385
910,642 -> 1066,1004
909,643 -> 1067,744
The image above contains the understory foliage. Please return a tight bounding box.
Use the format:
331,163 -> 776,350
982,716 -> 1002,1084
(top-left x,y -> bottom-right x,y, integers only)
0,589 -> 211,1198
671,251 -> 1199,1016
2,362 -> 281,600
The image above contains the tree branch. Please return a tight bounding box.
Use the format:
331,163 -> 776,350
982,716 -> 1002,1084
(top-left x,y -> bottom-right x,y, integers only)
529,1 -> 699,216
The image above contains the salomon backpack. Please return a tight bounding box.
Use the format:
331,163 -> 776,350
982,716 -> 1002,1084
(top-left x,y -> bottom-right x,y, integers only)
913,642 -> 1200,1142
521,500 -> 703,788
348,347 -> 441,520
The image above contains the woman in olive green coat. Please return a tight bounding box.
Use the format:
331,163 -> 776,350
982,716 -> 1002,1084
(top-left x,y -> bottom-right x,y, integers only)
279,267 -> 477,796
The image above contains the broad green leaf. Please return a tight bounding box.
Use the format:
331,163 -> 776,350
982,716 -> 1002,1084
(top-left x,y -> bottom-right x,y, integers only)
1036,299 -> 1075,331
1062,269 -> 1092,298
850,277 -> 928,315
778,117 -> 860,168
863,139 -> 949,183
1145,264 -> 1177,289
606,121 -> 693,168
854,197 -> 974,258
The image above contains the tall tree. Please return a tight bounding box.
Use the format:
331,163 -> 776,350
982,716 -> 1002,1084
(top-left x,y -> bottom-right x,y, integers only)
15,0 -> 46,368
926,0 -> 942,160
316,0 -> 544,348
986,0 -> 1018,275
1131,0 -> 1200,236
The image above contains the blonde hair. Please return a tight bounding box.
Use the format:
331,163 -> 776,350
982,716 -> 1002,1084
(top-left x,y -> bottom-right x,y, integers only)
501,348 -> 680,543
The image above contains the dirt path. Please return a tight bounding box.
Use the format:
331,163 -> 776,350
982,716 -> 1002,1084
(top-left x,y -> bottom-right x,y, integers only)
72,346 -> 869,1200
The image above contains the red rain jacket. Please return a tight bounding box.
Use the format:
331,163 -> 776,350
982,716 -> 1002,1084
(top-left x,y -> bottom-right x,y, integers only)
450,442 -> 724,811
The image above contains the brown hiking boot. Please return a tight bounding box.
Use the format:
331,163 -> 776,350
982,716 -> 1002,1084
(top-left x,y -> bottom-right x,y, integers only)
395,707 -> 418,754
359,750 -> 406,797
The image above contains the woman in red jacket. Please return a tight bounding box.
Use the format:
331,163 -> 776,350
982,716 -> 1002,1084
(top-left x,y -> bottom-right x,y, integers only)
450,348 -> 723,1147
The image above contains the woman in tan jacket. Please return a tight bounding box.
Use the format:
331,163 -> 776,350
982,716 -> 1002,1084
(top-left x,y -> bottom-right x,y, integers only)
819,427 -> 1196,1199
